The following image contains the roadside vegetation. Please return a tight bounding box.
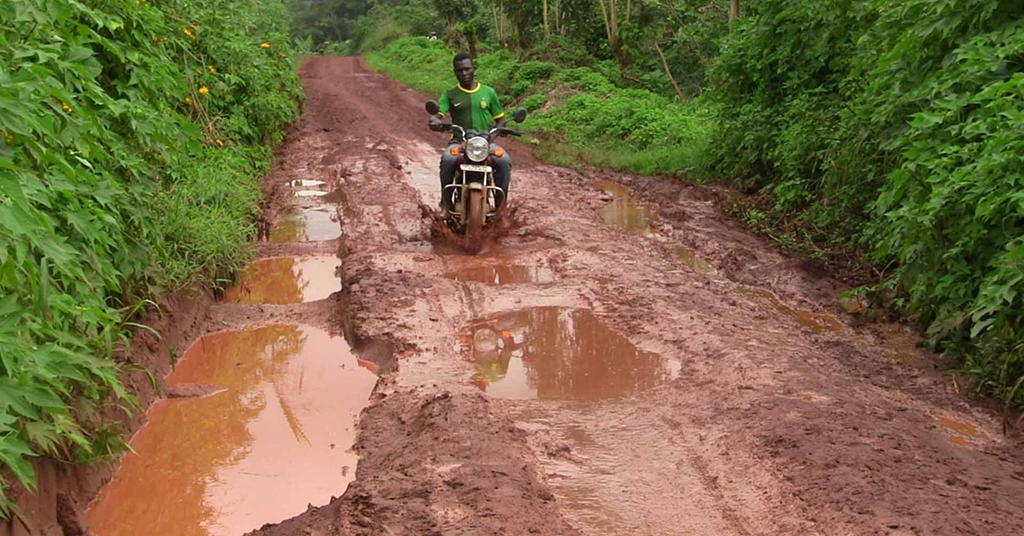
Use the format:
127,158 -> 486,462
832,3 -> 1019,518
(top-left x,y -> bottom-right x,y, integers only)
289,0 -> 1024,411
0,0 -> 302,513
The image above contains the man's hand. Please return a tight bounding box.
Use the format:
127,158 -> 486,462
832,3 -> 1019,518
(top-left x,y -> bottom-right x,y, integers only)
428,115 -> 444,132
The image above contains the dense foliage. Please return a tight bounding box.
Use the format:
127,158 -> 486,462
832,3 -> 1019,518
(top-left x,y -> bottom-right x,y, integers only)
712,0 -> 1024,404
0,0 -> 301,513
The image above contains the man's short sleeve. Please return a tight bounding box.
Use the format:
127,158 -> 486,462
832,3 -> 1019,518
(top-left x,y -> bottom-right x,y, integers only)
488,87 -> 504,120
438,89 -> 450,117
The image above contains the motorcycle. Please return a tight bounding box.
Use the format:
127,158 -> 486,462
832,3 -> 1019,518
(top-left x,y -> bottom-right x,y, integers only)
425,100 -> 527,238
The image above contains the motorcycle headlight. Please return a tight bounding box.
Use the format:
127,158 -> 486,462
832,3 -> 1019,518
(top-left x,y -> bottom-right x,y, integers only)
466,137 -> 489,162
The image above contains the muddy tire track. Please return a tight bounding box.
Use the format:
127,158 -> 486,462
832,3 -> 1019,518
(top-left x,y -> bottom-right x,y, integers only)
250,56 -> 1024,536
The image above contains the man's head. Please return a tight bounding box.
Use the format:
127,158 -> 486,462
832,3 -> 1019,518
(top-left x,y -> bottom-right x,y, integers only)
453,52 -> 475,88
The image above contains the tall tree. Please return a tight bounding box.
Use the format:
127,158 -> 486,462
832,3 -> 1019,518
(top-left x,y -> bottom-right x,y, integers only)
597,0 -> 634,66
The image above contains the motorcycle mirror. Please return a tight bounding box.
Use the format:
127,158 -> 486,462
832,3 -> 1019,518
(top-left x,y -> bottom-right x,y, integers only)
425,100 -> 440,115
512,108 -> 527,123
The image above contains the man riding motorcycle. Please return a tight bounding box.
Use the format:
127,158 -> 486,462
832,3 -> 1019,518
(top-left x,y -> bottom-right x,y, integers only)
428,52 -> 512,211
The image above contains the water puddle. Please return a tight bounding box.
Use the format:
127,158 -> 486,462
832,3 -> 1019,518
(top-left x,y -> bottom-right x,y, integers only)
935,414 -> 988,447
270,206 -> 340,242
445,265 -> 554,285
458,307 -> 676,400
594,180 -> 656,234
88,325 -> 377,536
294,190 -> 329,198
676,246 -> 715,275
737,287 -> 843,333
289,179 -> 328,189
223,256 -> 341,304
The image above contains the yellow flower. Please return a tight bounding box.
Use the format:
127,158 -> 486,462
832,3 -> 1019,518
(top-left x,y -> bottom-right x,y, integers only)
207,65 -> 216,74
195,68 -> 202,74
184,97 -> 193,105
62,103 -> 73,113
215,139 -> 224,147
183,28 -> 195,39
260,42 -> 271,49
2,131 -> 13,144
198,86 -> 209,95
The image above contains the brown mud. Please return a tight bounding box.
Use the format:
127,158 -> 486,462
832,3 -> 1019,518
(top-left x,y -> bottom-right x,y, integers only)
241,56 -> 1024,536
9,55 -> 1024,536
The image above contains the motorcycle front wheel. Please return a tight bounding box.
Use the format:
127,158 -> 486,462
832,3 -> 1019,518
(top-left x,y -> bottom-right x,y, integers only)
467,189 -> 486,239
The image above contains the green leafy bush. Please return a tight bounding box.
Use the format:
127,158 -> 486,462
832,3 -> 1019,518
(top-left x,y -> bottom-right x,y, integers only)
0,0 -> 301,513
712,0 -> 1024,404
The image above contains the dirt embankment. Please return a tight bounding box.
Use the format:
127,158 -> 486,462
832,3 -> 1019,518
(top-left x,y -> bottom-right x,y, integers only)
1,290 -> 213,536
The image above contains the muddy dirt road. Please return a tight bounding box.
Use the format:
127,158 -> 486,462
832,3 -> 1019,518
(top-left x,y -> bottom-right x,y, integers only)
234,56 -> 1024,536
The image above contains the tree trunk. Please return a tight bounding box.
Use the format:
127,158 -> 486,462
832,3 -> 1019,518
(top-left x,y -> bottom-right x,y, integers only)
543,0 -> 550,38
492,6 -> 502,47
654,39 -> 685,103
729,0 -> 739,33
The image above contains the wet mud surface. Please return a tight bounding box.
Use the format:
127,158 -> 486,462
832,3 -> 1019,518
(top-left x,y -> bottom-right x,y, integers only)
239,55 -> 1024,536
69,55 -> 1024,536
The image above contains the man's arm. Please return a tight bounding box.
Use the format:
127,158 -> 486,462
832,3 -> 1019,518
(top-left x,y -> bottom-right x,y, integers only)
489,87 -> 506,128
430,90 -> 450,130
438,89 -> 451,117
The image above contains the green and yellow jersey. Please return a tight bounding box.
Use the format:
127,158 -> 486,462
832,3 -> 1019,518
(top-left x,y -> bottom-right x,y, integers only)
437,82 -> 504,132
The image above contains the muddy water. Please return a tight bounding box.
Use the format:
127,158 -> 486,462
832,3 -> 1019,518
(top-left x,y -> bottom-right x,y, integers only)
594,180 -> 656,233
270,207 -> 340,242
445,265 -> 554,285
88,325 -> 377,536
935,414 -> 988,447
223,256 -> 341,304
459,307 -> 676,400
289,179 -> 328,189
737,287 -> 843,333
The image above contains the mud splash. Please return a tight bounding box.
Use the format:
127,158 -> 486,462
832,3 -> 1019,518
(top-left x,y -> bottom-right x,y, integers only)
459,307 -> 676,400
87,325 -> 377,536
421,202 -> 521,255
270,207 -> 340,243
445,265 -> 554,285
737,287 -> 843,333
223,256 -> 341,305
594,180 -> 656,233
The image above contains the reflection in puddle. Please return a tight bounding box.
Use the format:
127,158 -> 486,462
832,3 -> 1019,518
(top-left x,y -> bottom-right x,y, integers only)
676,246 -> 715,275
445,266 -> 554,285
293,190 -> 328,198
594,180 -> 656,233
289,179 -> 327,189
88,325 -> 377,536
737,287 -> 843,333
459,308 -> 675,400
935,414 -> 987,447
270,207 -> 340,242
223,257 -> 341,304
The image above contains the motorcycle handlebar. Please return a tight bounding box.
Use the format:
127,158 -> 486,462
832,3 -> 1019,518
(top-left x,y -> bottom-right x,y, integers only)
431,122 -> 521,139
